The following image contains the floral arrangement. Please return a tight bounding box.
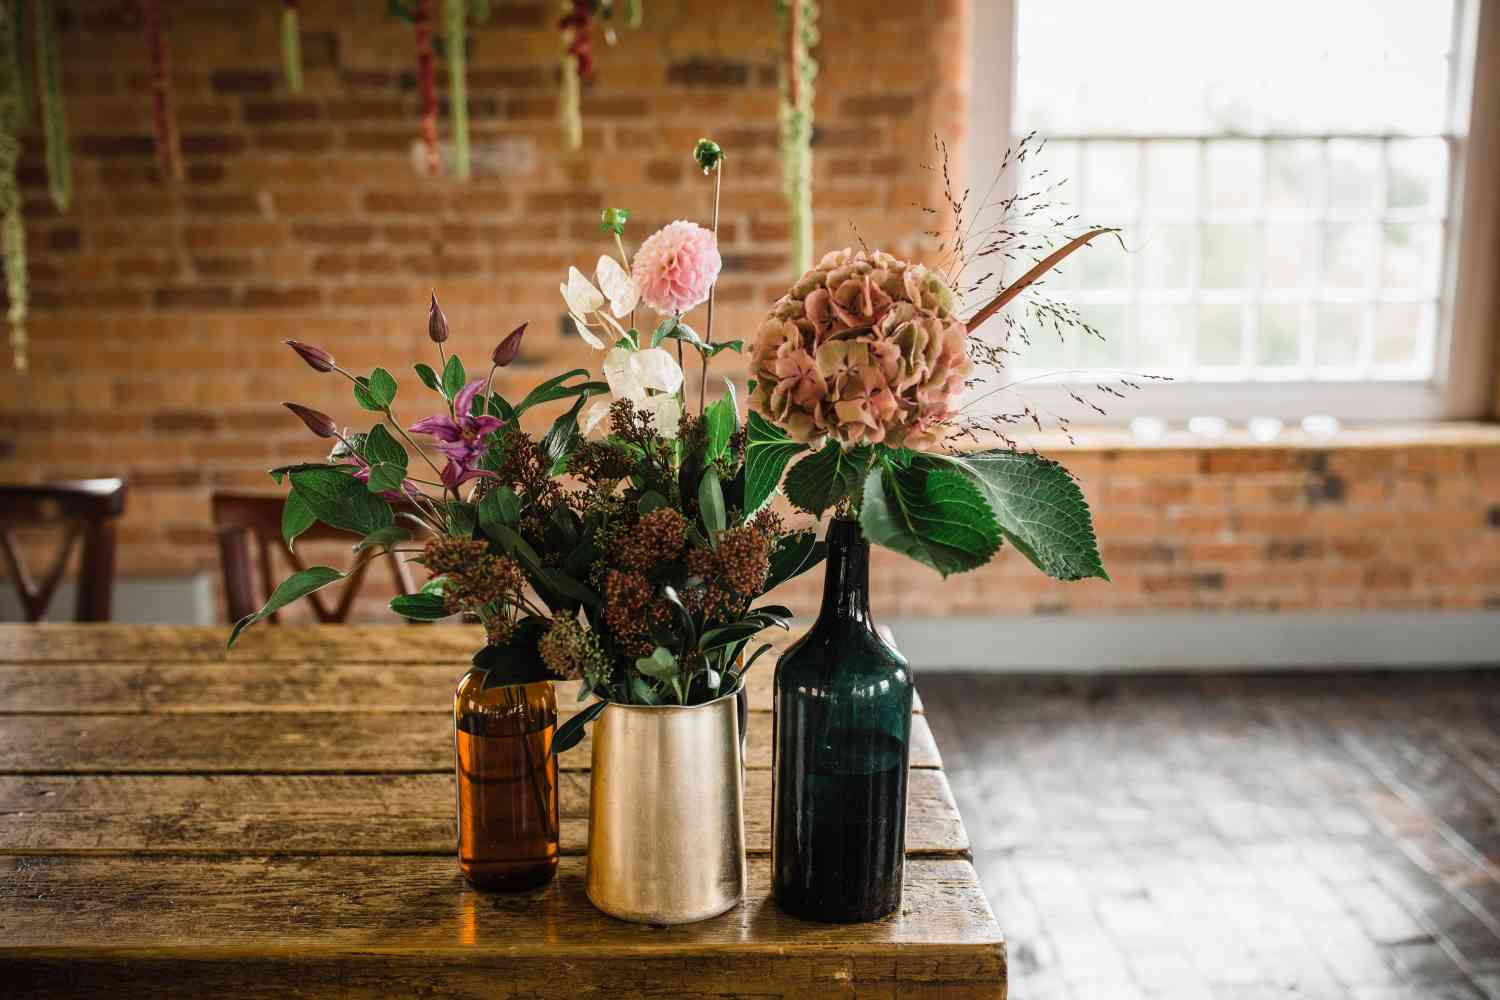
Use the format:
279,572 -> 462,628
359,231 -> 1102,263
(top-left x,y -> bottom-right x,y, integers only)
229,140 -> 821,752
744,212 -> 1121,581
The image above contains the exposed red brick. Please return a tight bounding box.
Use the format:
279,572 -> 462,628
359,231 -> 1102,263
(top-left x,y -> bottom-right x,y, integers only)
667,59 -> 750,87
243,100 -> 323,124
210,70 -> 276,94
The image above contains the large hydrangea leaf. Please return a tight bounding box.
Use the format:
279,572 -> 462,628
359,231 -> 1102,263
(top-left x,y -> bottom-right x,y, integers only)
943,450 -> 1108,582
859,457 -> 1000,578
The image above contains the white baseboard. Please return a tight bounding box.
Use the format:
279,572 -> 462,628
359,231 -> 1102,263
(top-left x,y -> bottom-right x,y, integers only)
1,574 -> 216,625
6,577 -> 1495,672
884,611 -> 1500,672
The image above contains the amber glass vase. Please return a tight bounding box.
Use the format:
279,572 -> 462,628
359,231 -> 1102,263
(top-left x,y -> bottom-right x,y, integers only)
453,671 -> 559,890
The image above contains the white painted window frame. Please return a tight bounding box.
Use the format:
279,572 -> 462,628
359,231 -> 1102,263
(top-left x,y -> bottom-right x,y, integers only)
965,0 -> 1500,424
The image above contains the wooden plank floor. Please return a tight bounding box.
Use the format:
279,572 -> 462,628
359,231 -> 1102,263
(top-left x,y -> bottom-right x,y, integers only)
0,625 -> 1005,999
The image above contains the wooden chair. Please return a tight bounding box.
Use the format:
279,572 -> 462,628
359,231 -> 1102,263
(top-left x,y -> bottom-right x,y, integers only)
0,478 -> 127,622
212,492 -> 422,624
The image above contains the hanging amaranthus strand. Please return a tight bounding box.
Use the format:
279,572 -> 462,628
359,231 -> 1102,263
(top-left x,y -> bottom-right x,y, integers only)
280,0 -> 303,94
443,0 -> 469,179
35,0 -> 67,211
0,4 -> 26,370
139,0 -> 182,182
557,0 -> 592,151
413,0 -> 439,176
777,0 -> 817,276
10,0 -> 31,124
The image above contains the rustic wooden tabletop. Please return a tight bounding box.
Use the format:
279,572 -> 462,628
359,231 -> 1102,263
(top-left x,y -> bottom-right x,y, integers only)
0,624 -> 1007,998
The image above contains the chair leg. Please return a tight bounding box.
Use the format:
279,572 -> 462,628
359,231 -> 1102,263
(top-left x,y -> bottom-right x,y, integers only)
217,529 -> 258,624
76,520 -> 116,622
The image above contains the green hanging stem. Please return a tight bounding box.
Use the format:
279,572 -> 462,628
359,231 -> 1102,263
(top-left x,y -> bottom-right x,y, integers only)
443,0 -> 468,179
10,0 -> 31,124
281,0 -> 303,94
777,0 -> 817,277
34,0 -> 67,211
0,3 -> 26,371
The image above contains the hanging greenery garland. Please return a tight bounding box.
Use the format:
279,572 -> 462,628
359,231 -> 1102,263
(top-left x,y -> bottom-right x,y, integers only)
0,3 -> 25,371
9,0 -> 30,124
777,0 -> 817,276
281,0 -> 303,94
36,0 -> 67,211
557,0 -> 590,152
443,0 -> 468,178
139,0 -> 182,182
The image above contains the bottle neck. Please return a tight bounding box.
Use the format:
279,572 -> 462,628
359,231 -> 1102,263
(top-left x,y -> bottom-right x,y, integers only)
818,519 -> 872,625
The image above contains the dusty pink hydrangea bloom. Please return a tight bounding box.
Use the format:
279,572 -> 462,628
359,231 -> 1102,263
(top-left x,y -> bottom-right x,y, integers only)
631,220 -> 722,315
749,248 -> 971,450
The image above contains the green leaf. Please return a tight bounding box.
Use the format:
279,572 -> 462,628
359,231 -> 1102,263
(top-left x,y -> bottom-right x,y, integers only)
705,339 -> 743,356
389,592 -> 453,621
515,368 -> 603,414
289,468 -> 395,536
228,566 -> 345,647
477,485 -> 522,535
413,362 -> 441,392
634,645 -> 679,681
784,441 -> 870,517
629,676 -> 662,705
859,459 -> 1001,578
553,699 -> 607,754
486,522 -> 542,569
698,467 -> 726,537
354,367 -> 398,411
473,621 -> 555,689
446,501 -> 478,537
650,315 -> 677,348
637,491 -> 668,515
542,396 -> 586,474
353,525 -> 411,554
269,462 -> 345,485
441,355 -> 467,399
699,622 -> 767,651
765,530 -> 826,591
361,424 -> 409,493
943,450 -> 1108,582
744,411 -> 807,514
538,568 -> 601,609
703,392 -> 736,462
281,492 -> 315,551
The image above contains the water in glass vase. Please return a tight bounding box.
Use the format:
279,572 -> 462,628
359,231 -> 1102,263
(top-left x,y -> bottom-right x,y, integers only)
453,673 -> 559,890
772,519 -> 913,923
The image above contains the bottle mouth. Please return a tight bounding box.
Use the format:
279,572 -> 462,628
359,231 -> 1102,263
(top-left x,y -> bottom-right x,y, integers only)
826,517 -> 865,546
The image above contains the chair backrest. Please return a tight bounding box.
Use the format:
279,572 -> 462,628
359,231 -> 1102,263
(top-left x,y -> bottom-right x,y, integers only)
0,479 -> 127,622
211,492 -> 421,624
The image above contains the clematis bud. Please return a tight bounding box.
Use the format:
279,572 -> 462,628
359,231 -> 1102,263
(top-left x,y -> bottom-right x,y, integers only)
492,323 -> 526,367
427,291 -> 449,343
285,340 -> 335,373
693,138 -> 724,174
283,402 -> 338,439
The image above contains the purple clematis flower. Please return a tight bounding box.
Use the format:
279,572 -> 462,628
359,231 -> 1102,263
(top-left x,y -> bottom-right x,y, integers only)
409,377 -> 504,489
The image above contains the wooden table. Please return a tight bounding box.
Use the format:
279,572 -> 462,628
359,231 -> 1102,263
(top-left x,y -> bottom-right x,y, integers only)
0,625 -> 1006,998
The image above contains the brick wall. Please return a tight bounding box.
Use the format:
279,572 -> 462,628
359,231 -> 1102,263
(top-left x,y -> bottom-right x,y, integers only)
2,0 -> 1497,623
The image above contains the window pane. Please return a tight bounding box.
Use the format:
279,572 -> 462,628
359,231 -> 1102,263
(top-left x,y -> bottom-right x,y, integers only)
1016,1 -> 1456,136
1009,0 -> 1458,390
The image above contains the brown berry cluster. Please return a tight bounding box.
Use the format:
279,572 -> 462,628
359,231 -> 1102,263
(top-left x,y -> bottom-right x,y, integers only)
538,617 -> 610,685
683,511 -> 781,625
610,507 -> 687,572
422,535 -> 524,622
600,567 -> 673,659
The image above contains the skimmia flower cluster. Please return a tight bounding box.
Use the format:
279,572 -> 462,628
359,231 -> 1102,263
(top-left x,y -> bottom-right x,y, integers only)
229,140 -> 823,757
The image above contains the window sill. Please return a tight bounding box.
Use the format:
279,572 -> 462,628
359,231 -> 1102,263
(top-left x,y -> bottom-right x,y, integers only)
1008,420 -> 1500,453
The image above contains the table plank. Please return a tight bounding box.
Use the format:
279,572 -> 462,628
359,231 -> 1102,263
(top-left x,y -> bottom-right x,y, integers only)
0,768 -> 969,859
0,661 -> 924,715
0,855 -> 1005,1000
0,711 -> 941,774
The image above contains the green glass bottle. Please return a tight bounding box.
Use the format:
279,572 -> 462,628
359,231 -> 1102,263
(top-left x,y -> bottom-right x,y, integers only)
771,517 -> 913,922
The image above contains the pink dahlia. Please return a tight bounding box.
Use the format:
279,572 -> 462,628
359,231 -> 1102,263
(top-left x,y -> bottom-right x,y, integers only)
749,249 -> 971,450
631,220 -> 722,315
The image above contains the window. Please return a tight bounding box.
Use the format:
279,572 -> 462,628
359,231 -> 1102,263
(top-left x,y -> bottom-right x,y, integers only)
966,0 -> 1497,423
